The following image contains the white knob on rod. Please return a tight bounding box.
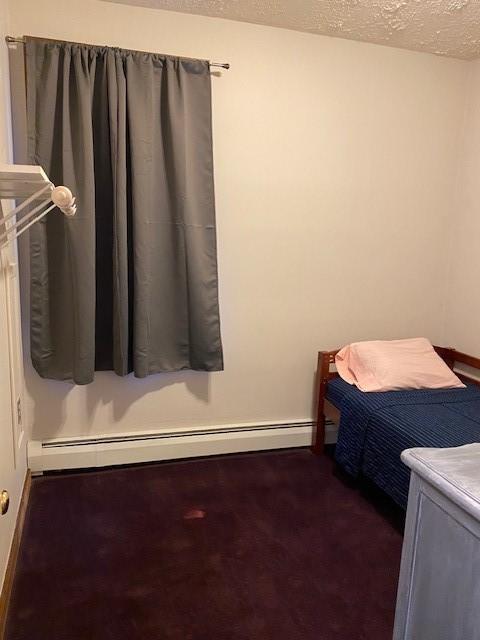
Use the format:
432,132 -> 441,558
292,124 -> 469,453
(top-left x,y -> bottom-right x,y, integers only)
51,186 -> 77,217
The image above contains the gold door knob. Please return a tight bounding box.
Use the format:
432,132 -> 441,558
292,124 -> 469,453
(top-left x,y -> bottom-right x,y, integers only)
1,490 -> 9,515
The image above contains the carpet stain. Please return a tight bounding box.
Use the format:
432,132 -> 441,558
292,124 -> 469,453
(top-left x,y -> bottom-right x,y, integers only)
183,508 -> 206,520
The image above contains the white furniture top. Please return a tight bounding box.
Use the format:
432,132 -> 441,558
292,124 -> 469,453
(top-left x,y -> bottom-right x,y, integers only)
401,443 -> 480,523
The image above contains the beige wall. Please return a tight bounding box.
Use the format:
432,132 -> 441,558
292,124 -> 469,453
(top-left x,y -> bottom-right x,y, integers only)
8,0 -> 470,440
444,59 -> 480,357
0,1 -> 27,592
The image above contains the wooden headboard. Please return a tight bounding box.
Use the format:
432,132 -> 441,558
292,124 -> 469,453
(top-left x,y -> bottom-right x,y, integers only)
312,346 -> 480,454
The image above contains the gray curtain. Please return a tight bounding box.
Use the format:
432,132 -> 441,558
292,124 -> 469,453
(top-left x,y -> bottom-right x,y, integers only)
25,37 -> 223,384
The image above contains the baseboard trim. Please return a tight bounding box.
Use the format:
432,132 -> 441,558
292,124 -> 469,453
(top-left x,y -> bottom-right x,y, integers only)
28,420 -> 338,473
0,470 -> 31,639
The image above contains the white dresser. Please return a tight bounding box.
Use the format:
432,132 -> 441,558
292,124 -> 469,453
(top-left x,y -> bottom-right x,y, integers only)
393,443 -> 480,640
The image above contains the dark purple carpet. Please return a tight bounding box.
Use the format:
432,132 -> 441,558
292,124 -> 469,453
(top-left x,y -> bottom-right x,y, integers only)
6,450 -> 403,640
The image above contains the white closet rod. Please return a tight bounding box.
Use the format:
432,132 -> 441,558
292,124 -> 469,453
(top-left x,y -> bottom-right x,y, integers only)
0,166 -> 77,249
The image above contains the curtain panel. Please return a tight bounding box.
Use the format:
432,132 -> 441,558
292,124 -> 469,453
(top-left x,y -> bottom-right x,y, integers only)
25,37 -> 223,384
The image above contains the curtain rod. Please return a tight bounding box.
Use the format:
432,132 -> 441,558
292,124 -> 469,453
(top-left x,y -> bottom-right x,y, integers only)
5,36 -> 230,69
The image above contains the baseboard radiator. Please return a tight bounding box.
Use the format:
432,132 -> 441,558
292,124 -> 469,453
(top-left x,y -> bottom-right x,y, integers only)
28,420 -> 338,473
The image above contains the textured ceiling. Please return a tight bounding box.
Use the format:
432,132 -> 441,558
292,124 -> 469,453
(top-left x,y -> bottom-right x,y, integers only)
104,0 -> 480,60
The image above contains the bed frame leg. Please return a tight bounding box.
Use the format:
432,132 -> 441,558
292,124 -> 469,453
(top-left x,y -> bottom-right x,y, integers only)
312,351 -> 330,455
312,415 -> 326,455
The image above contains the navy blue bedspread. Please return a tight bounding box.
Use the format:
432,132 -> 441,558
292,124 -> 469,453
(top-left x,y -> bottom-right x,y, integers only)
327,377 -> 480,508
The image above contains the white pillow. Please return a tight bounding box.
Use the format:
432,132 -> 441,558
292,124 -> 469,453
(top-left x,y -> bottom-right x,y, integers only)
335,337 -> 465,392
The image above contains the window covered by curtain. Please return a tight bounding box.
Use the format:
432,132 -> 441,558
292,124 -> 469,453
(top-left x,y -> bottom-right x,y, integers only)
25,37 -> 223,384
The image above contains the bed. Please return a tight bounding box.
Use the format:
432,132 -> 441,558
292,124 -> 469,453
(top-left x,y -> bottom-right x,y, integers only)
313,346 -> 480,508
